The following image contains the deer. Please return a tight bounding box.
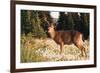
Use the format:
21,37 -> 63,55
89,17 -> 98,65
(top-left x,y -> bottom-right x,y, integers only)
48,23 -> 87,57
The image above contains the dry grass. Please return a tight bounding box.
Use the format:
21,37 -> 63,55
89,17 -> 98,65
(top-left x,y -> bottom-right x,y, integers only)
21,35 -> 90,63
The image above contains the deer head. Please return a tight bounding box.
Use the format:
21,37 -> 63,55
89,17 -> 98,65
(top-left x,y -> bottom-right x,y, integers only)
48,23 -> 56,39
48,23 -> 55,33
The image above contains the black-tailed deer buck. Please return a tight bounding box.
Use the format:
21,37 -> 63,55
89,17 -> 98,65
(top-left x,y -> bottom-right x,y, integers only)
48,23 -> 86,57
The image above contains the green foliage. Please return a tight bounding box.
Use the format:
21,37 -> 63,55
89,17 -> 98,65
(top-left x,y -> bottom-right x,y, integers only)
21,10 -> 89,39
80,13 -> 90,39
57,12 -> 89,40
21,10 -> 49,38
57,12 -> 75,30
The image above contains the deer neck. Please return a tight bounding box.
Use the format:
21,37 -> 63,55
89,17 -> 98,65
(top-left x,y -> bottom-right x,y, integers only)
49,29 -> 56,39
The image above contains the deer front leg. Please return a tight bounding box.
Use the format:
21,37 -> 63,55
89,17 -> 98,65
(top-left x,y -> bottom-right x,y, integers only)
60,42 -> 64,54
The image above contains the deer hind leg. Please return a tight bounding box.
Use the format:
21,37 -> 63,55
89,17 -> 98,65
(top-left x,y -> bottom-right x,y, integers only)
74,34 -> 87,57
75,43 -> 87,57
80,45 -> 87,57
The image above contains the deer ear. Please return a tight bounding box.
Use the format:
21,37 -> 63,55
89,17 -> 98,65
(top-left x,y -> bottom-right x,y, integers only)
52,23 -> 56,29
49,23 -> 56,29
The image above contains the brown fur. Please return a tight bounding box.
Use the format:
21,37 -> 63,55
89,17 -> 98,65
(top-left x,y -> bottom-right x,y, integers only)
48,25 -> 86,57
